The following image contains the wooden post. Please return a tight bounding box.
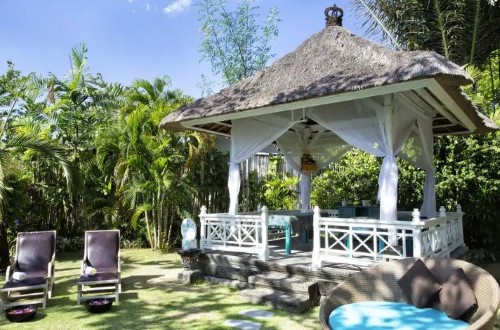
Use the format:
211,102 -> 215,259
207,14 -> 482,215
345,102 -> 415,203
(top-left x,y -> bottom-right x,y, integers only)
439,206 -> 449,256
199,206 -> 207,252
412,208 -> 422,257
259,206 -> 269,261
312,206 -> 321,270
412,208 -> 420,224
439,206 -> 446,217
456,204 -> 465,247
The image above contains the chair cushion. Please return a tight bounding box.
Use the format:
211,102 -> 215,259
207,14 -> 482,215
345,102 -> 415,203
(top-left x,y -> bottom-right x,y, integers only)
328,301 -> 469,330
2,277 -> 46,290
397,259 -> 441,308
17,232 -> 55,273
86,231 -> 119,270
78,273 -> 119,283
439,268 -> 477,319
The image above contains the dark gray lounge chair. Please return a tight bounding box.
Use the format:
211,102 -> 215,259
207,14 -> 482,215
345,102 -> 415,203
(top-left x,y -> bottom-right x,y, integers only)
77,230 -> 121,304
1,231 -> 56,309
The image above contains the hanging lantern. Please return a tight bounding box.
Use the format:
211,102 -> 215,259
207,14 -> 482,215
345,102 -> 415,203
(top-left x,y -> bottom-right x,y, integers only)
300,154 -> 318,173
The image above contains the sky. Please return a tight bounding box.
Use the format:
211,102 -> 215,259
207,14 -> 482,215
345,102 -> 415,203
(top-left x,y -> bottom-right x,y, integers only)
0,0 -> 375,98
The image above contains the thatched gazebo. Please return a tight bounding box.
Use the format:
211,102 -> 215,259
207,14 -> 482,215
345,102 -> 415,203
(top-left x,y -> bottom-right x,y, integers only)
161,5 -> 496,224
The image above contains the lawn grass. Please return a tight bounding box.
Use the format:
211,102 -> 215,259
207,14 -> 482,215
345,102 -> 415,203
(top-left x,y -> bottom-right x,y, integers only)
0,249 -> 320,329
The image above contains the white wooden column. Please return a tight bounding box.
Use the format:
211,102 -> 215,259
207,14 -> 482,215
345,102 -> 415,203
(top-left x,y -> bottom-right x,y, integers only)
439,206 -> 449,256
199,206 -> 207,252
258,206 -> 269,261
456,204 -> 465,247
412,208 -> 422,257
312,206 -> 321,270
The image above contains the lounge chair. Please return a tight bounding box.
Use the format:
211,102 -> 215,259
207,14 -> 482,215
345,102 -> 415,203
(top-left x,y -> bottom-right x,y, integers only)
77,230 -> 121,304
1,231 -> 56,309
319,257 -> 500,330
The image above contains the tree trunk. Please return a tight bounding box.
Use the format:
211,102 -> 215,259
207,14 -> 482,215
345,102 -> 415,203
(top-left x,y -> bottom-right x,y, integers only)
145,211 -> 153,249
0,222 -> 11,271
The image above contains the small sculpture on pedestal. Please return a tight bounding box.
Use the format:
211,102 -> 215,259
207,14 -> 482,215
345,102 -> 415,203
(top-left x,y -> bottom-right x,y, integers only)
177,218 -> 202,284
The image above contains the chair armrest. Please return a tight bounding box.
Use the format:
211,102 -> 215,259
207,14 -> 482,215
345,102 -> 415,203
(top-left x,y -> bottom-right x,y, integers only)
80,260 -> 88,275
46,261 -> 53,278
5,264 -> 15,281
117,250 -> 121,273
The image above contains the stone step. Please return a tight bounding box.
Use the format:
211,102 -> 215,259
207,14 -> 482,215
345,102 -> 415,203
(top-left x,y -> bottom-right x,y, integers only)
247,273 -> 319,299
239,288 -> 313,313
199,252 -> 357,282
198,260 -> 259,282
203,275 -> 249,290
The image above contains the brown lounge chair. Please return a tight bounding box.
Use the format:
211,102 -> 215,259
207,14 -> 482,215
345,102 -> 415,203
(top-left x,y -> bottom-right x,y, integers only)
320,257 -> 500,330
76,230 -> 121,304
1,231 -> 56,309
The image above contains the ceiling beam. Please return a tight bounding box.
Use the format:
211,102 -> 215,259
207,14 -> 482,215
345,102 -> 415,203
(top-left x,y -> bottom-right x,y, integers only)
185,125 -> 231,137
215,121 -> 232,127
413,88 -> 459,125
427,80 -> 476,131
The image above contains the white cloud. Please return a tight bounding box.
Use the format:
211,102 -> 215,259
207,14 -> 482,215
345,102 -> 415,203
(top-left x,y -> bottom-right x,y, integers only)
128,0 -> 134,3
163,0 -> 192,15
145,3 -> 151,11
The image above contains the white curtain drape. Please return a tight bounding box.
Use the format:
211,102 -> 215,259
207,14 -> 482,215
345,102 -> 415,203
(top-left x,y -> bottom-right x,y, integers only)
277,129 -> 350,211
419,116 -> 436,218
400,115 -> 436,218
308,96 -> 416,220
229,114 -> 295,214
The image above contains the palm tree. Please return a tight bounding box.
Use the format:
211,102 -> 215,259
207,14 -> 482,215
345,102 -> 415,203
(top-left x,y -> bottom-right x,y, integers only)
353,0 -> 499,67
0,110 -> 75,270
97,77 -> 194,250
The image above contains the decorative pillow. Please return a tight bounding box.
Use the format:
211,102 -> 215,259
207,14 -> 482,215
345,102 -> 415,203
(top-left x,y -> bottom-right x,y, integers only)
439,268 -> 477,319
397,259 -> 441,308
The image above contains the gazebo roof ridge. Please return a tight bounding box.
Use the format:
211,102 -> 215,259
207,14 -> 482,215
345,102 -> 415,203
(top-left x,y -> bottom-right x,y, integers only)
161,19 -> 497,135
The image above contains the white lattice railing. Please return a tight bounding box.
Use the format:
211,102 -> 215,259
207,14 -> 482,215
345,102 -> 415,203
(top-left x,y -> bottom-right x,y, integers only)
312,205 -> 465,269
199,206 -> 269,261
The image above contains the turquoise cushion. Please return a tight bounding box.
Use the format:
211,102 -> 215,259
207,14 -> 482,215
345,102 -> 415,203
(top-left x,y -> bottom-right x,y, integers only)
328,301 -> 469,330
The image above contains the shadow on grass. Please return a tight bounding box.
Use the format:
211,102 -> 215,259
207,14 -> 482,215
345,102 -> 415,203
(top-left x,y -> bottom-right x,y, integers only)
1,249 -> 320,329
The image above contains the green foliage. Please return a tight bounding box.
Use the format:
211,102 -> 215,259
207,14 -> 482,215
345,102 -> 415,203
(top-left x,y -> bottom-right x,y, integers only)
464,50 -> 500,116
312,150 -> 379,208
0,44 -> 231,258
261,173 -> 298,210
198,0 -> 280,85
353,0 -> 500,66
56,236 -> 84,253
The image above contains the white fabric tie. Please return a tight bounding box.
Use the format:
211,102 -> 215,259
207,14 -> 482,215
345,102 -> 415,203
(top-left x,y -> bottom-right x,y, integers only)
13,271 -> 27,281
85,266 -> 97,276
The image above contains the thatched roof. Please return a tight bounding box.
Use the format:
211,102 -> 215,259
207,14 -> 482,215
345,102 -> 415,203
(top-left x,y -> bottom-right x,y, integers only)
161,26 -> 497,134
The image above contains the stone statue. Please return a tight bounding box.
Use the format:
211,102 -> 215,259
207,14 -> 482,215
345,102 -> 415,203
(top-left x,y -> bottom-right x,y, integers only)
181,218 -> 198,250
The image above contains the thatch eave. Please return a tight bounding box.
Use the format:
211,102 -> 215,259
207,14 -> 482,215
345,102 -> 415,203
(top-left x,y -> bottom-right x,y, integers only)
161,26 -> 497,134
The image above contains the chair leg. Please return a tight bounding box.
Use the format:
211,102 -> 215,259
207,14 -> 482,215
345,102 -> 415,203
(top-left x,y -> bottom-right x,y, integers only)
48,279 -> 53,299
115,285 -> 119,303
1,290 -> 7,309
42,284 -> 48,309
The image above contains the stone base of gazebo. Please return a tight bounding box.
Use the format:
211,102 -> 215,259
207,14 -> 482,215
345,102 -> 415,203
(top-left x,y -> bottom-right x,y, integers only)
197,238 -> 359,313
197,236 -> 468,312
